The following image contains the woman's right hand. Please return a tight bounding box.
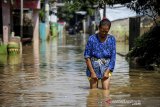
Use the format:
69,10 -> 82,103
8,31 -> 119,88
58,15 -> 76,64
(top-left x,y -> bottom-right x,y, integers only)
91,72 -> 98,80
85,58 -> 98,80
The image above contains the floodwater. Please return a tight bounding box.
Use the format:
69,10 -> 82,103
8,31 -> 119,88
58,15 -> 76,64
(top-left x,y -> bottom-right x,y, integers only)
0,33 -> 160,107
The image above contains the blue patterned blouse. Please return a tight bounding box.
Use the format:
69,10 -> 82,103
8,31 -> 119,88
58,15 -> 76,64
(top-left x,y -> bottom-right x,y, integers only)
84,34 -> 116,78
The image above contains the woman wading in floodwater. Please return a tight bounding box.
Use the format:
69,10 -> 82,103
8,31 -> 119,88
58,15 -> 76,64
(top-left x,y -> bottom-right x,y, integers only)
84,18 -> 116,90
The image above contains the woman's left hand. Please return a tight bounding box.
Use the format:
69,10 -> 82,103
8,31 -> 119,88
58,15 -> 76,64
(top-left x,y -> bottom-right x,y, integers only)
103,69 -> 110,80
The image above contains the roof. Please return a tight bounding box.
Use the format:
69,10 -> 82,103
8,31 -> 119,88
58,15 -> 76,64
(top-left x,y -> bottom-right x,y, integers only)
100,4 -> 138,21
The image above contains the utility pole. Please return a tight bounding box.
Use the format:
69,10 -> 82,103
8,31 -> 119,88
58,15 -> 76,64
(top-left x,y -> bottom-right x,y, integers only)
103,3 -> 106,18
20,0 -> 23,38
45,0 -> 49,24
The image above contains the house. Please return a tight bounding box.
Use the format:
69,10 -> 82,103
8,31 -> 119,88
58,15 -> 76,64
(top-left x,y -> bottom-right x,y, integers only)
0,0 -> 41,45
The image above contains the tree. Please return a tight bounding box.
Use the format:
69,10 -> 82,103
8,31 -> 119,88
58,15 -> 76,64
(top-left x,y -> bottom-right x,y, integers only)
105,0 -> 160,25
55,0 -> 160,26
57,1 -> 82,22
124,0 -> 160,25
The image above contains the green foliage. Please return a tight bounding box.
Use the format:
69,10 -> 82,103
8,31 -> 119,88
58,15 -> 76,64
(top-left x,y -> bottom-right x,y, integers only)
57,0 -> 104,22
112,0 -> 160,24
39,9 -> 45,22
127,24 -> 160,67
57,1 -> 82,22
59,0 -> 160,24
87,8 -> 95,16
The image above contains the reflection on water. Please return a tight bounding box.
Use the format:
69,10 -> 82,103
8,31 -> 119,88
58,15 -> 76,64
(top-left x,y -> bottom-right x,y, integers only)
87,89 -> 110,107
0,33 -> 160,107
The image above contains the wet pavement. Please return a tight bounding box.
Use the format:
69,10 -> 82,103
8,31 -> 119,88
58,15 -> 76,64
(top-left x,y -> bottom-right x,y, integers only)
0,34 -> 160,107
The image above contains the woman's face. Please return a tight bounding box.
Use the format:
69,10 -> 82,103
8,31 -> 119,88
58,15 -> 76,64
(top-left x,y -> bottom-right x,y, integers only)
99,25 -> 110,38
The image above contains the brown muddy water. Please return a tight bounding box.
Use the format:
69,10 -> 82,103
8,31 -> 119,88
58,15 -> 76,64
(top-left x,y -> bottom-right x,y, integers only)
0,34 -> 160,107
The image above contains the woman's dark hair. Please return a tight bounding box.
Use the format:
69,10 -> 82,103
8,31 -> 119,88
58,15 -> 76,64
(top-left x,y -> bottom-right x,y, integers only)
99,18 -> 111,28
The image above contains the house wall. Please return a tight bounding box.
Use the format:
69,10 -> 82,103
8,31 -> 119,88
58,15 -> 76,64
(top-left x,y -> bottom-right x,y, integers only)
2,1 -> 10,44
13,0 -> 40,9
0,2 -> 2,39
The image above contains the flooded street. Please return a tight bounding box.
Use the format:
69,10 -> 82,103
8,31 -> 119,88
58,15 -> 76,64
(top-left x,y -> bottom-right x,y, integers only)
0,34 -> 160,107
